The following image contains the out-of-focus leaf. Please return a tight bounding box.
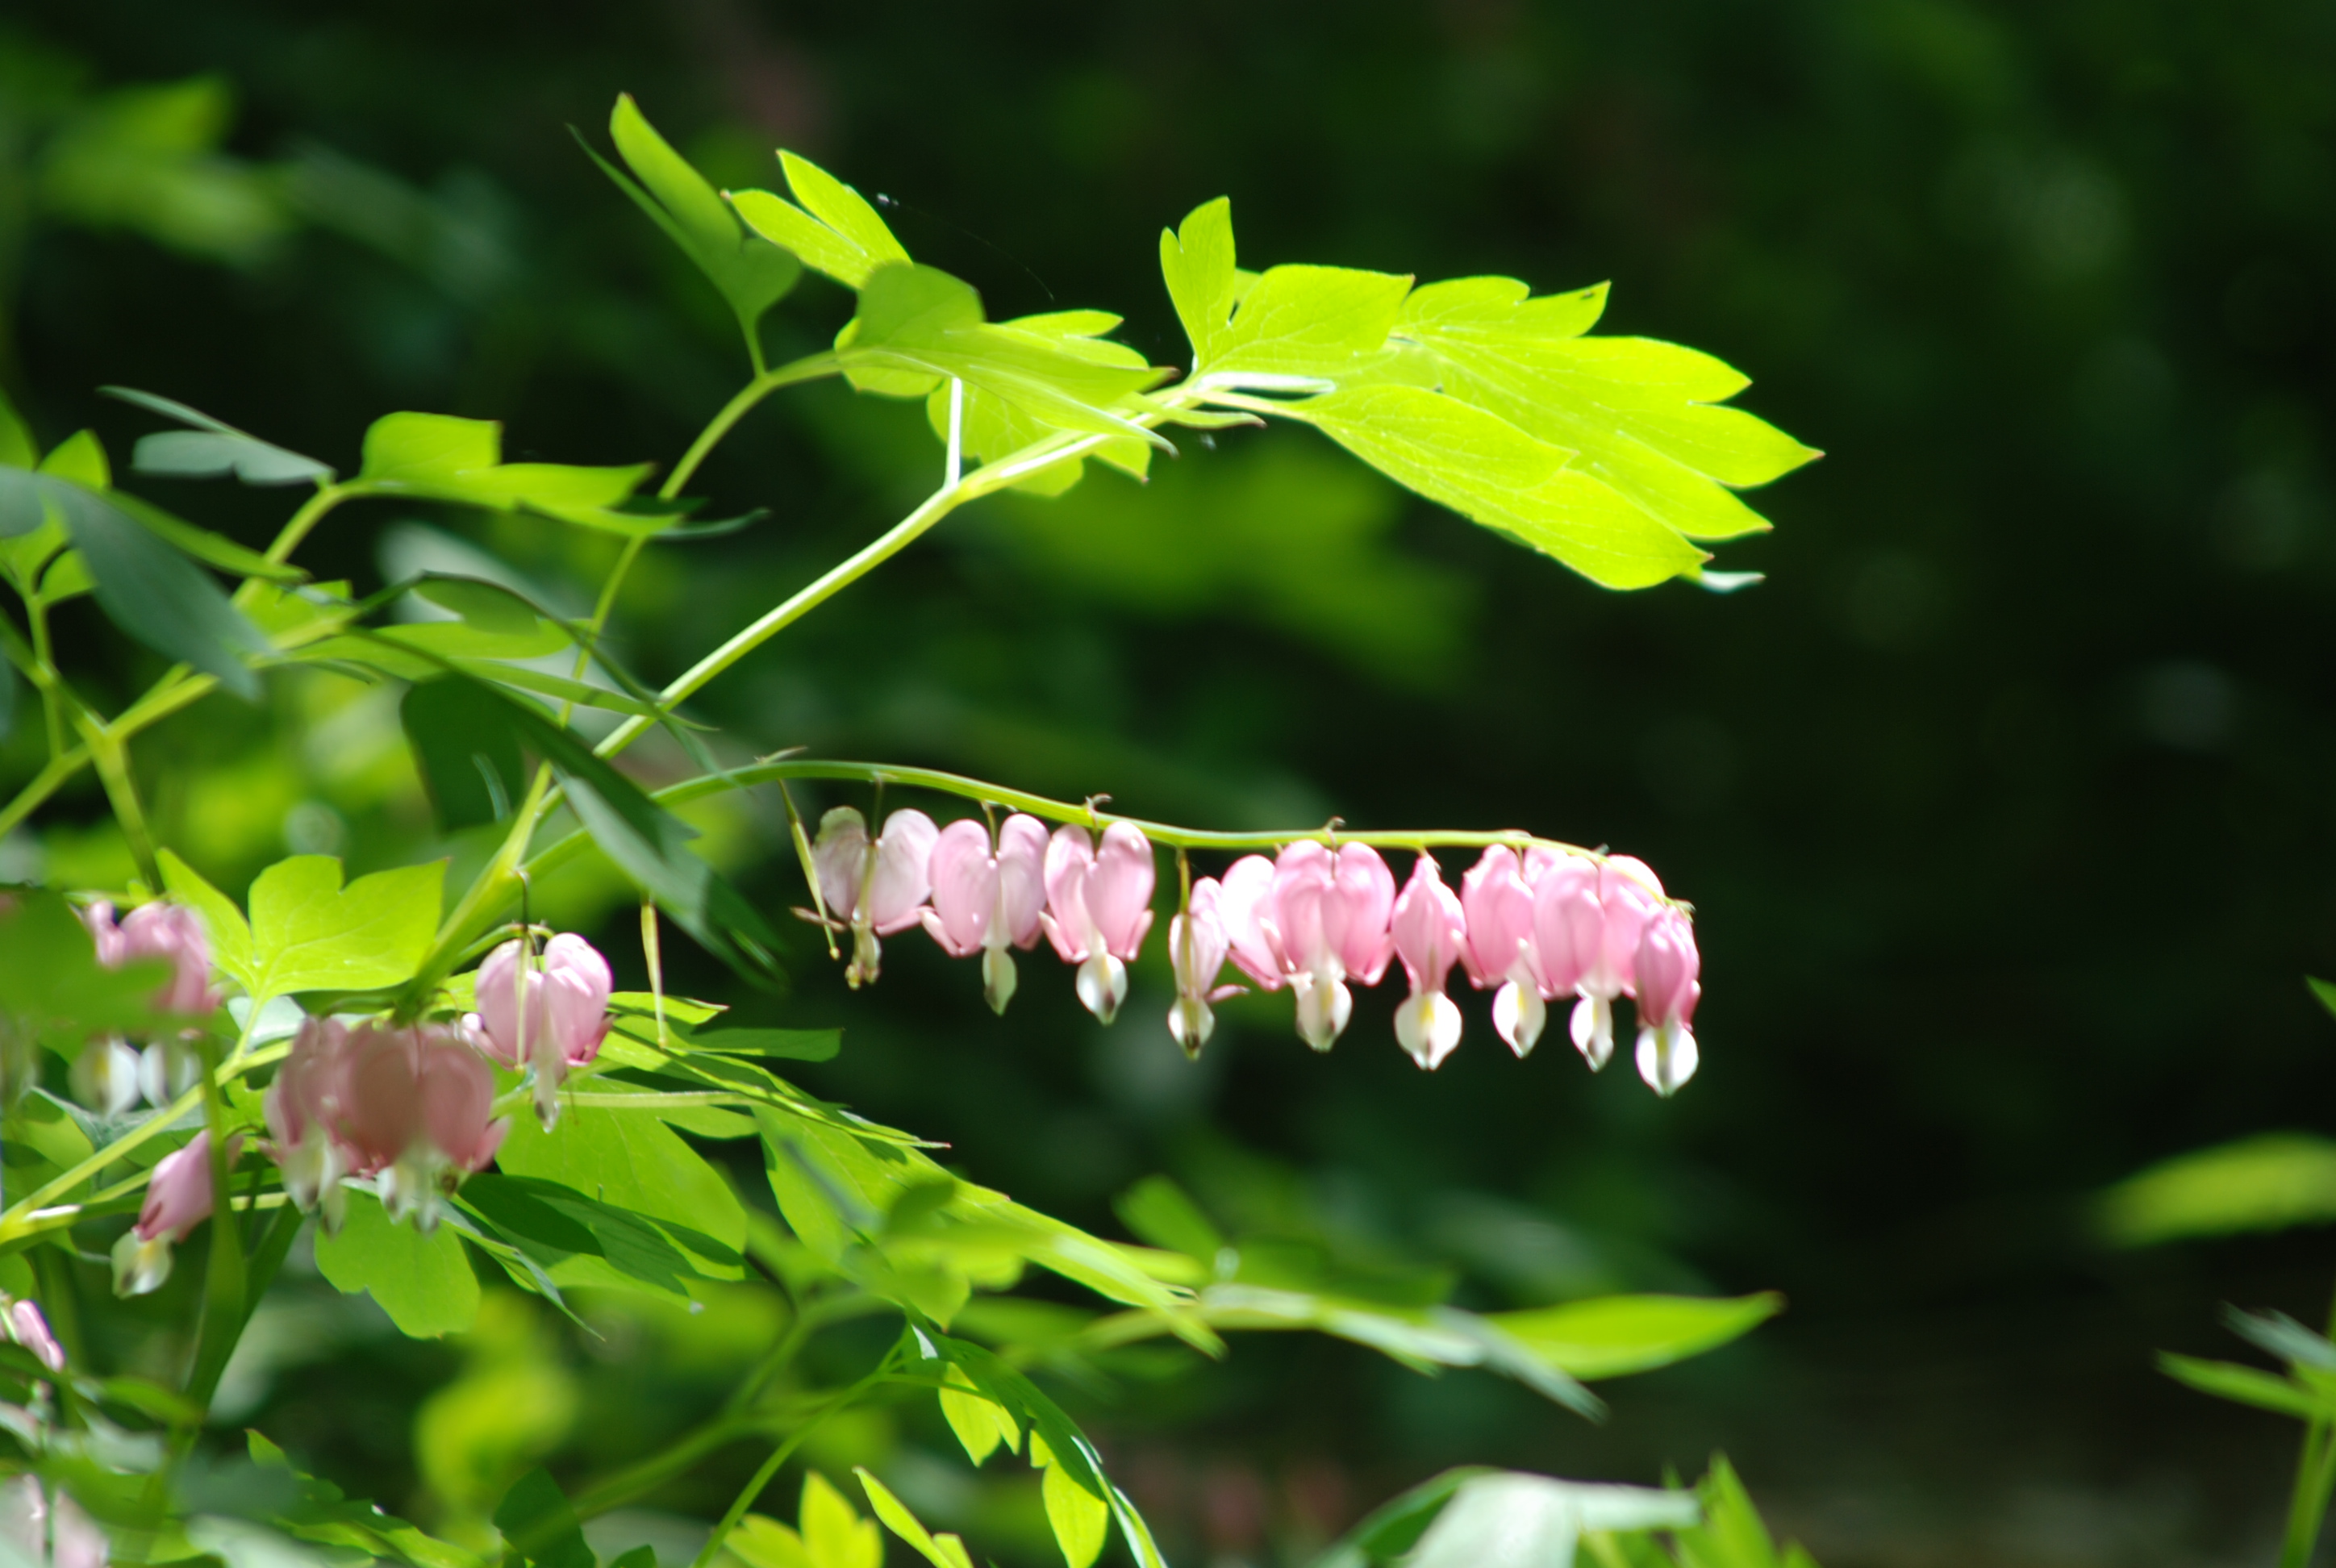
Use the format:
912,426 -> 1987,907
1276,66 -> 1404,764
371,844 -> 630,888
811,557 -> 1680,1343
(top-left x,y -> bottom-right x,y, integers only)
1668,1456 -> 1819,1568
853,1470 -> 973,1568
314,1190 -> 481,1338
19,469 -> 269,696
102,386 -> 335,486
37,76 -> 292,264
240,854 -> 444,1003
2097,1132 -> 2336,1245
2159,1352 -> 2330,1421
2222,1306 -> 2336,1372
0,890 -> 171,1056
249,1430 -> 486,1568
1487,1292 -> 1783,1380
590,95 -> 801,346
728,152 -> 911,290
492,1470 -> 592,1568
1115,1176 -> 1224,1263
401,678 -> 528,832
0,388 -> 35,470
1393,1472 -> 1699,1568
354,413 -> 659,536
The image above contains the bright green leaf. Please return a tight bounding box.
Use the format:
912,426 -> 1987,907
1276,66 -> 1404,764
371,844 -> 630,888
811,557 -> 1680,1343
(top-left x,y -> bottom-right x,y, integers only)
356,413 -> 657,535
1205,263 -> 1415,382
724,152 -> 909,291
157,849 -> 256,984
853,1470 -> 974,1568
494,1104 -> 745,1255
1160,198 -> 1239,369
1488,1292 -> 1783,1381
597,95 -> 801,344
315,1189 -> 482,1337
801,1470 -> 882,1568
245,854 -> 444,1002
1040,1452 -> 1110,1568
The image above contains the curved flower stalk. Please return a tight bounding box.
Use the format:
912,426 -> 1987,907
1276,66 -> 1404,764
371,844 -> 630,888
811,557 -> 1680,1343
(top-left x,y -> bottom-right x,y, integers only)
921,814 -> 1048,1013
811,807 -> 941,987
469,933 -> 615,1128
114,1130 -> 238,1297
1041,823 -> 1157,1023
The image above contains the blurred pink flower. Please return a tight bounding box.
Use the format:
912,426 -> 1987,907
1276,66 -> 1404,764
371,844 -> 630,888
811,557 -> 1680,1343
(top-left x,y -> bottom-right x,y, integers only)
3,1299 -> 64,1374
922,814 -> 1048,1014
1391,855 -> 1468,1070
1042,823 -> 1156,1023
81,899 -> 216,1017
1633,910 -> 1702,1097
1168,876 -> 1245,1057
470,933 -> 613,1128
115,1131 -> 240,1297
266,1016 -> 352,1229
0,1478 -> 105,1568
333,1023 -> 507,1231
814,806 -> 940,986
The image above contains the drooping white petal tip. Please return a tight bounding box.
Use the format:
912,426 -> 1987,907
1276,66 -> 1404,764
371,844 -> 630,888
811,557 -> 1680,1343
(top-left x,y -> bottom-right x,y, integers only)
1571,995 -> 1613,1070
1396,992 -> 1463,1071
1076,953 -> 1128,1024
1492,982 -> 1546,1059
1635,1024 -> 1699,1097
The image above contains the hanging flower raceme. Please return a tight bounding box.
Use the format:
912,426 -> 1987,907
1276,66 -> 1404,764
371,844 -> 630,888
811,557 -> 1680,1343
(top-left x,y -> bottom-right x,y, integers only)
468,933 -> 613,1128
81,899 -> 217,1017
1220,842 -> 1395,1051
332,1023 -> 507,1232
1041,824 -> 1157,1023
921,814 -> 1048,1014
1533,856 -> 1665,1071
1633,909 -> 1702,1097
1167,876 -> 1245,1057
114,1130 -> 239,1297
1391,854 -> 1469,1070
812,807 -> 941,987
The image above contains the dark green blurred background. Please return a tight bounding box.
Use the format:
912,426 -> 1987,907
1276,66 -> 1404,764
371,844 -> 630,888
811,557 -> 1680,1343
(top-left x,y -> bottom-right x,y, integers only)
6,2 -> 2336,1563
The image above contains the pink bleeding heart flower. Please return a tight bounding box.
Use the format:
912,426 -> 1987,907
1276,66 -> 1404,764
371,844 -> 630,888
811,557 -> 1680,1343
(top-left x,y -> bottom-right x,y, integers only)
114,1130 -> 240,1297
813,807 -> 941,987
1167,876 -> 1246,1057
1533,857 -> 1664,1070
81,899 -> 217,1019
331,1023 -> 507,1232
1459,845 -> 1550,1057
1041,823 -> 1156,1024
266,1016 -> 352,1230
1633,909 -> 1702,1097
1391,854 -> 1469,1070
469,933 -> 613,1129
1222,842 -> 1393,1052
2,1298 -> 64,1374
921,814 -> 1049,1014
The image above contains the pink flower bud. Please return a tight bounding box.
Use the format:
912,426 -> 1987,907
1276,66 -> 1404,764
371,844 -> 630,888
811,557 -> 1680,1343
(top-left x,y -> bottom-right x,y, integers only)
923,815 -> 1049,1014
1633,911 -> 1701,1097
81,899 -> 217,1017
1041,824 -> 1157,1024
4,1299 -> 64,1374
1167,877 -> 1245,1057
1391,855 -> 1468,1070
814,807 -> 940,986
115,1131 -> 240,1297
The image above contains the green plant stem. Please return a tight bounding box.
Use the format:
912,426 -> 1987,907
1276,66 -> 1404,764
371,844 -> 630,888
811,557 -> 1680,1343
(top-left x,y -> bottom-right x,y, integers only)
240,482 -> 353,585
24,595 -> 61,759
2281,1279 -> 2336,1568
661,353 -> 840,502
686,1355 -> 901,1568
81,721 -> 159,887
